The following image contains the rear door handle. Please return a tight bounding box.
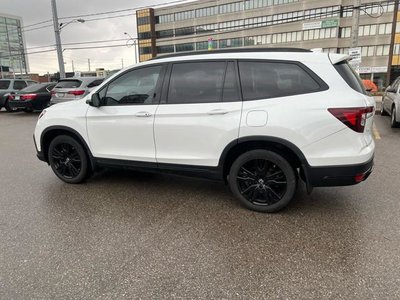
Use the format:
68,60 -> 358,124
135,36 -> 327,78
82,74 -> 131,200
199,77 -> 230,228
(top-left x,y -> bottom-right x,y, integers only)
207,109 -> 229,115
135,111 -> 152,117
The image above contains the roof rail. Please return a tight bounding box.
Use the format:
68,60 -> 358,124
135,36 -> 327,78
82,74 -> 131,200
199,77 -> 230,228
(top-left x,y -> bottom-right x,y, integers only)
151,47 -> 312,60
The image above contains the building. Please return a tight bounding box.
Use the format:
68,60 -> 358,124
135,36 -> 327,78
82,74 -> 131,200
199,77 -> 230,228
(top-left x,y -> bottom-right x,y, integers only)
0,13 -> 29,77
136,0 -> 400,89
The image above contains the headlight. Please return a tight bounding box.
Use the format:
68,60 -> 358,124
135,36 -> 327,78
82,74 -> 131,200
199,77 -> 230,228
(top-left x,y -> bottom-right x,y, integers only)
38,110 -> 47,119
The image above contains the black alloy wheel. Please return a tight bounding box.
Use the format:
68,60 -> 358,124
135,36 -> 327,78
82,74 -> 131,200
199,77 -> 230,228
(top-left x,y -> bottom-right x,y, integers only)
391,107 -> 400,128
48,135 -> 90,183
229,150 -> 297,213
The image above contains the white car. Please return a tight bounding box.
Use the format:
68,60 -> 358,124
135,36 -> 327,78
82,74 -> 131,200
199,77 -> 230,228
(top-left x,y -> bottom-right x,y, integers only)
381,76 -> 400,128
34,49 -> 375,213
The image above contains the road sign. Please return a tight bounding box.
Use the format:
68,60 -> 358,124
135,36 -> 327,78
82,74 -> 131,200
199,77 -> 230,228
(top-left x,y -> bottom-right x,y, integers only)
348,47 -> 362,63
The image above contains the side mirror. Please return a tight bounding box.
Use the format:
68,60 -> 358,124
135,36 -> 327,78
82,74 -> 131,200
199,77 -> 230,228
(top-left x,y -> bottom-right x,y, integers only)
87,93 -> 101,107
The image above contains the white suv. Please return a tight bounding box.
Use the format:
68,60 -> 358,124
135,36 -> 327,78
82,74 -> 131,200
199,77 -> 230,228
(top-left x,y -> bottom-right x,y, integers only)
34,49 -> 375,212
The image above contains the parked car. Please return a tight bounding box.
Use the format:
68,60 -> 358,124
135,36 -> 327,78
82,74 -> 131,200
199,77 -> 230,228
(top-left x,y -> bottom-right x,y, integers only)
0,79 -> 38,111
381,77 -> 400,127
34,48 -> 375,213
8,82 -> 56,112
50,77 -> 104,105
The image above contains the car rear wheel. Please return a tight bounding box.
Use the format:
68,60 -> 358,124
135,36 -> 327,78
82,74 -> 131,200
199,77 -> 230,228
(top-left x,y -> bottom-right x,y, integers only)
4,100 -> 16,113
48,135 -> 90,184
228,150 -> 297,213
391,107 -> 400,128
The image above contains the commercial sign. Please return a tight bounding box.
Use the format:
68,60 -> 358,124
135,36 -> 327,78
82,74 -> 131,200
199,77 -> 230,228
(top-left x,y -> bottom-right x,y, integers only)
302,19 -> 339,30
348,47 -> 362,63
359,66 -> 388,74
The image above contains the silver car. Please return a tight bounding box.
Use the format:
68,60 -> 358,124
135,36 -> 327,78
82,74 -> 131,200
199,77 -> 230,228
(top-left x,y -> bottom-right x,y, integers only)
50,77 -> 103,105
381,76 -> 400,128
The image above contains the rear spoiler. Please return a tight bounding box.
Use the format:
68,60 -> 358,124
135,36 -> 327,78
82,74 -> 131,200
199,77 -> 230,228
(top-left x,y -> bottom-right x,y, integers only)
328,53 -> 351,65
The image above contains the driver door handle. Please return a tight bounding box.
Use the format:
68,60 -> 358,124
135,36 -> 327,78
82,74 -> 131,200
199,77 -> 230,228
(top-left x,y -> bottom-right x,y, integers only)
135,111 -> 152,117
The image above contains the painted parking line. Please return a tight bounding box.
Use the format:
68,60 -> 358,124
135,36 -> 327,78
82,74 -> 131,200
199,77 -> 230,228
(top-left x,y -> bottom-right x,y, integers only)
373,123 -> 381,140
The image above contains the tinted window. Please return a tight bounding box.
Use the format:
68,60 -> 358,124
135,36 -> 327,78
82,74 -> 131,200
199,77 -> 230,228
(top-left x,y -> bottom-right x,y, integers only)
27,81 -> 37,86
55,80 -> 82,88
13,80 -> 27,90
19,83 -> 44,93
334,61 -> 366,95
239,61 -> 321,101
223,62 -> 240,102
87,79 -> 104,88
102,66 -> 162,106
0,80 -> 10,89
45,84 -> 56,92
168,62 -> 225,104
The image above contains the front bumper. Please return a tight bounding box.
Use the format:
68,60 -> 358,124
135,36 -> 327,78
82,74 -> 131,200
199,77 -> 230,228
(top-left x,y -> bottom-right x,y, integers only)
33,134 -> 46,162
306,157 -> 374,187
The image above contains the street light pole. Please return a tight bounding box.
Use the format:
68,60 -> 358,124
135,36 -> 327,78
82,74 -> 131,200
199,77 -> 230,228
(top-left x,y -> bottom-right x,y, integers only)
124,32 -> 138,64
51,0 -> 65,78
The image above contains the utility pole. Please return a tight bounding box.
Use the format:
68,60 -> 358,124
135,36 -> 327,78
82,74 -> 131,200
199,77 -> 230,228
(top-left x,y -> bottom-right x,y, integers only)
350,0 -> 361,48
387,0 -> 399,86
72,60 -> 75,72
88,58 -> 91,71
51,0 -> 65,78
121,58 -> 124,68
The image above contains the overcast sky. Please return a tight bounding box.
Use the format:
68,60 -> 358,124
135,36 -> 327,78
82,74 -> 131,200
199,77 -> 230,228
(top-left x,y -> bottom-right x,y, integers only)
0,0 -> 193,74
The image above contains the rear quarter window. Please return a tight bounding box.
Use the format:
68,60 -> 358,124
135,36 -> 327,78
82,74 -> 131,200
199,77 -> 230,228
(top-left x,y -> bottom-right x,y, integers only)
334,61 -> 366,95
55,80 -> 82,88
87,79 -> 104,88
238,61 -> 324,101
0,80 -> 10,89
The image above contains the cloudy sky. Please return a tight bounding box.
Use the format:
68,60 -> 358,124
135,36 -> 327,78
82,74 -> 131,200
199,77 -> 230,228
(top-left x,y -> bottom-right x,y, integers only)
0,0 -> 193,74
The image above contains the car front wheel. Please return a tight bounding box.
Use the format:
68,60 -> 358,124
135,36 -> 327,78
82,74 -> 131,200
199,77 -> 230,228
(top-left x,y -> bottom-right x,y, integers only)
48,135 -> 90,183
228,150 -> 297,213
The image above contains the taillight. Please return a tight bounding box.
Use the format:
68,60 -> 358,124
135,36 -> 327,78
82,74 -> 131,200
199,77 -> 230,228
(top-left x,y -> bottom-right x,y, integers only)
7,95 -> 14,100
68,90 -> 85,96
51,91 -> 55,96
328,106 -> 374,133
20,94 -> 37,101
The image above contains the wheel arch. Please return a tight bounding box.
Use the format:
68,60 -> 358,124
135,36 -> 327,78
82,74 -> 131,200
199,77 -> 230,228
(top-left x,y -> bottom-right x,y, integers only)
40,126 -> 95,169
219,136 -> 312,192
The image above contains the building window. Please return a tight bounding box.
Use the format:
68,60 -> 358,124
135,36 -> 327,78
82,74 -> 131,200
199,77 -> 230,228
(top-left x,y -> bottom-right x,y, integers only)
157,14 -> 174,24
137,16 -> 150,26
195,6 -> 218,18
219,38 -> 243,48
219,2 -> 243,14
157,45 -> 175,54
361,46 -> 376,57
156,29 -> 174,39
175,26 -> 195,36
174,10 -> 195,22
196,40 -> 217,50
175,43 -> 194,52
139,47 -> 152,55
339,27 -> 351,38
138,32 -> 152,39
196,23 -> 218,33
376,45 -> 390,56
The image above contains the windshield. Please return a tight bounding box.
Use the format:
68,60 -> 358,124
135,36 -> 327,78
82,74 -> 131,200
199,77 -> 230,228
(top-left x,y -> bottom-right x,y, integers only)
55,79 -> 82,89
0,80 -> 11,90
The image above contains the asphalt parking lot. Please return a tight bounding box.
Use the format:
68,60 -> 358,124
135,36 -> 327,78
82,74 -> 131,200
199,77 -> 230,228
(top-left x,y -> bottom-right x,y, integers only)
0,109 -> 399,299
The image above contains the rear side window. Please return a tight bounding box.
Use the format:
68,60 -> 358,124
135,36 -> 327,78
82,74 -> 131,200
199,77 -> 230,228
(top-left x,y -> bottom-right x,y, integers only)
55,80 -> 82,88
334,61 -> 366,95
20,83 -> 43,93
13,80 -> 27,90
239,61 -> 322,101
168,62 -> 225,104
87,79 -> 104,88
0,80 -> 10,89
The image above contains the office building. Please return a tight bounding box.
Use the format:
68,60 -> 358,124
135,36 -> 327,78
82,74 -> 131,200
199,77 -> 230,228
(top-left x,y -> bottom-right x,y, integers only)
0,13 -> 29,77
136,0 -> 400,88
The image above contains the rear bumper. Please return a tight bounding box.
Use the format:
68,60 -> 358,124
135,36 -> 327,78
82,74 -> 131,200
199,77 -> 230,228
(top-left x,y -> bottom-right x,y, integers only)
306,157 -> 374,187
9,100 -> 48,110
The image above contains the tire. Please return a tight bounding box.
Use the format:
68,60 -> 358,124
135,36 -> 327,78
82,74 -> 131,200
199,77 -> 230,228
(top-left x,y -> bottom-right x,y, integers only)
4,100 -> 16,113
391,107 -> 400,128
228,150 -> 297,213
48,135 -> 91,184
380,100 -> 388,116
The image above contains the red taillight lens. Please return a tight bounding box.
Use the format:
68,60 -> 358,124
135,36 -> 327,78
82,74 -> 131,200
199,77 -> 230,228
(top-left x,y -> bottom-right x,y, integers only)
328,106 -> 374,133
7,95 -> 14,100
67,90 -> 85,96
20,94 -> 37,101
51,91 -> 55,96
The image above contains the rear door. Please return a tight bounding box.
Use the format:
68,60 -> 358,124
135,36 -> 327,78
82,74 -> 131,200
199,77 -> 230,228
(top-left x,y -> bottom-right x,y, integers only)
154,61 -> 242,167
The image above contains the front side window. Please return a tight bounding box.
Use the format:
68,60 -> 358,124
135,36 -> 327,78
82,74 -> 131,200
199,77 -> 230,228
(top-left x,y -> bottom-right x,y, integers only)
101,66 -> 162,106
167,62 -> 225,104
239,61 -> 322,101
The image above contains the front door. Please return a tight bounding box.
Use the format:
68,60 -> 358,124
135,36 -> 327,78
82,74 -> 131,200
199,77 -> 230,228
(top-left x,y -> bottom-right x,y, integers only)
86,65 -> 165,162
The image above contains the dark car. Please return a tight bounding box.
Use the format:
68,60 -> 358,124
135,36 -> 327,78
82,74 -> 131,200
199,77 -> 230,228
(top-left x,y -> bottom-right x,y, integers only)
0,79 -> 38,111
8,83 -> 56,112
